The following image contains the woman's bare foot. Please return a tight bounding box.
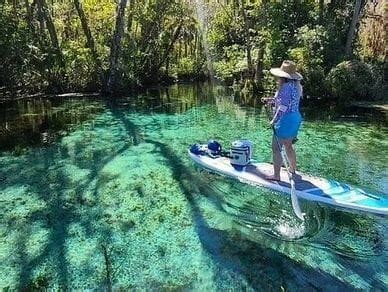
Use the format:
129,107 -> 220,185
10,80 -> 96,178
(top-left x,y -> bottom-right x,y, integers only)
265,175 -> 281,181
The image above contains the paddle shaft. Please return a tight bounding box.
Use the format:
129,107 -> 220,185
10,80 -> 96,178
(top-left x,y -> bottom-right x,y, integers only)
264,102 -> 304,220
264,103 -> 293,173
264,104 -> 380,203
272,128 -> 291,171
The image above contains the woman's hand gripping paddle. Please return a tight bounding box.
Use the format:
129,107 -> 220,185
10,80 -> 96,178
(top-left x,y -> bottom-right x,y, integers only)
263,101 -> 304,220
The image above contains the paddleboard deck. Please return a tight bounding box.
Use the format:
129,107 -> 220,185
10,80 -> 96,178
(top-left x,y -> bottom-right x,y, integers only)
189,151 -> 388,216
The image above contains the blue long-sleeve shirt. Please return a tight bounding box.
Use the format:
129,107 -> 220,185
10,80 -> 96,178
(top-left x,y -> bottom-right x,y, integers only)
273,81 -> 302,123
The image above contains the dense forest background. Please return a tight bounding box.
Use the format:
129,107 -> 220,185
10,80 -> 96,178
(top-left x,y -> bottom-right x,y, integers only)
0,0 -> 386,102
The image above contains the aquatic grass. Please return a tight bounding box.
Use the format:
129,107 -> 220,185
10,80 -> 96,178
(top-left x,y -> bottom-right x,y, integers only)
0,85 -> 387,289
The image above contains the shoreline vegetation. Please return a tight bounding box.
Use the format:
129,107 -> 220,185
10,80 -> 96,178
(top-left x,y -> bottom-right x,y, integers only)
0,2 -> 387,288
0,1 -> 386,104
1,86 -> 387,116
350,101 -> 388,112
1,86 -> 388,106
0,83 -> 386,156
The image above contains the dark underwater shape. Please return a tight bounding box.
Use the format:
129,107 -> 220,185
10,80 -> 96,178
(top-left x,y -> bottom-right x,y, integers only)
0,84 -> 387,290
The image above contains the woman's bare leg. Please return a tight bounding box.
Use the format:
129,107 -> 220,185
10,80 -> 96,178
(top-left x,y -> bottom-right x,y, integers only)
269,135 -> 282,180
282,139 -> 297,173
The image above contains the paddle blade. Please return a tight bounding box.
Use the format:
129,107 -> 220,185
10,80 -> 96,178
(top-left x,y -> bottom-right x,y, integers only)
290,180 -> 304,221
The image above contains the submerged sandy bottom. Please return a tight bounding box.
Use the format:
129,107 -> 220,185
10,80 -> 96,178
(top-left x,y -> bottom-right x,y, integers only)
0,96 -> 387,290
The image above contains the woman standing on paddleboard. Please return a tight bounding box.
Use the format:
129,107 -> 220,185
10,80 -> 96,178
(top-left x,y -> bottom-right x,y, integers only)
263,60 -> 303,181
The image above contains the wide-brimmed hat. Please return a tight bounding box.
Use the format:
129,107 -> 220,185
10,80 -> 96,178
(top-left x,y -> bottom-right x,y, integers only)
269,60 -> 303,80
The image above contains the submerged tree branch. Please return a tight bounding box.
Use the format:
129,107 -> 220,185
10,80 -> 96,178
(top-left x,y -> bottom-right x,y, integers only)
101,244 -> 112,292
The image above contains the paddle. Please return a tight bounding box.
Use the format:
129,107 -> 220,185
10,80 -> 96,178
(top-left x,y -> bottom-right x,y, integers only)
272,127 -> 304,220
264,102 -> 304,220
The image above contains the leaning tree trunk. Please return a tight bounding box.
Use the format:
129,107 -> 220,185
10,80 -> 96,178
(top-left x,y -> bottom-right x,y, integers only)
345,0 -> 364,57
37,0 -> 61,56
106,0 -> 128,94
25,0 -> 37,33
74,0 -> 104,85
36,0 -> 66,90
156,22 -> 182,70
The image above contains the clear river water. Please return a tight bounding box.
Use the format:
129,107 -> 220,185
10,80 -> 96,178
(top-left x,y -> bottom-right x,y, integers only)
0,83 -> 387,290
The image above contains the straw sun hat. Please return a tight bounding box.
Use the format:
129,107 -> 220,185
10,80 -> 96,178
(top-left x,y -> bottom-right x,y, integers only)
269,60 -> 303,80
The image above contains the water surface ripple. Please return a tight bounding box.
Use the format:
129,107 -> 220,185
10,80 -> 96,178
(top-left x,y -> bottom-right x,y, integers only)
0,84 -> 387,290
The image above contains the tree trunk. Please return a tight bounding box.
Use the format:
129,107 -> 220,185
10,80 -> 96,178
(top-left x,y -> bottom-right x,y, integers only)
184,39 -> 188,58
166,57 -> 169,76
319,0 -> 324,23
25,0 -> 37,32
157,22 -> 182,70
195,32 -> 200,60
178,39 -> 181,59
384,1 -> 388,88
12,0 -> 19,19
127,0 -> 135,33
345,0 -> 364,57
240,0 -> 253,79
73,0 -> 104,85
254,44 -> 264,91
36,0 -> 66,90
36,1 -> 45,37
37,0 -> 60,51
106,0 -> 128,94
190,35 -> 194,56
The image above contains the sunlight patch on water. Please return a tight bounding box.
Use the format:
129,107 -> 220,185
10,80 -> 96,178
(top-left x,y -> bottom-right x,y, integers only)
0,87 -> 387,290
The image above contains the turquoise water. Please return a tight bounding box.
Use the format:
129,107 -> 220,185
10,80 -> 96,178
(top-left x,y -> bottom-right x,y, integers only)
0,84 -> 387,290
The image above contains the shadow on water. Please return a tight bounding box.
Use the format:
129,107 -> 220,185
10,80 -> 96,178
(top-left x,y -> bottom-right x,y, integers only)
107,104 -> 353,290
0,99 -> 147,289
145,138 -> 354,290
1,86 -> 386,289
0,110 -> 136,290
8,148 -> 73,289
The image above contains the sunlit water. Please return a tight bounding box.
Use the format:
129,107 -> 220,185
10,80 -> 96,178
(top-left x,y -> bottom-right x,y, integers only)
0,84 -> 387,290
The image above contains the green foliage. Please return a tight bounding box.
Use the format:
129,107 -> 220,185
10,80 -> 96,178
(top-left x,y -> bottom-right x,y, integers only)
119,0 -> 195,85
63,42 -> 98,91
289,25 -> 329,99
208,1 -> 316,85
263,1 -> 316,65
356,2 -> 385,62
290,25 -> 328,67
302,66 -> 327,100
0,0 -> 384,102
171,57 -> 205,81
322,0 -> 354,66
0,7 -> 44,92
208,5 -> 245,58
325,60 -> 375,103
213,45 -> 247,84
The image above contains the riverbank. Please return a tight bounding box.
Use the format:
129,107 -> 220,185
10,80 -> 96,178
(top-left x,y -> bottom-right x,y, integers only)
350,101 -> 388,113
